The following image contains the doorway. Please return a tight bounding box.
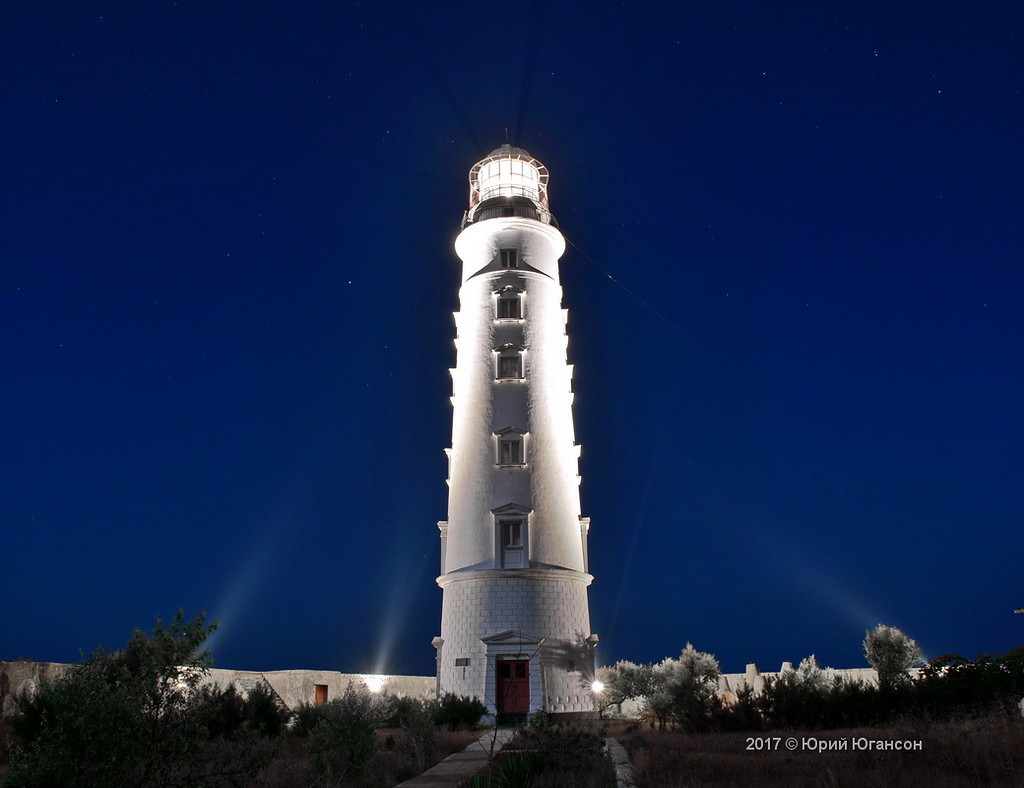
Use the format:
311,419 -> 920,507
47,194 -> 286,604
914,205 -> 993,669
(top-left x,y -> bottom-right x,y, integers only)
496,659 -> 530,716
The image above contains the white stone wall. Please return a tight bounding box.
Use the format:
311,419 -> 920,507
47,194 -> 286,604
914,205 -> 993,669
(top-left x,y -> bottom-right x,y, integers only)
0,660 -> 69,715
0,661 -> 434,715
718,663 -> 880,700
436,569 -> 595,714
609,663 -> 882,717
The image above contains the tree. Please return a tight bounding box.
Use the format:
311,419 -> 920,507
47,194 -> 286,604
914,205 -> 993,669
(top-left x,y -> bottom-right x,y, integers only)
594,660 -> 650,714
596,647 -> 720,729
758,655 -> 841,729
303,682 -> 390,782
794,655 -> 836,693
863,624 -> 920,689
662,643 -> 721,730
5,612 -> 279,788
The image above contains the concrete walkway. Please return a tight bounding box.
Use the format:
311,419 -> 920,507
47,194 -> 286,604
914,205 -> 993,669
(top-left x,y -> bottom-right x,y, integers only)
605,737 -> 635,787
397,730 -> 636,788
396,727 -> 518,788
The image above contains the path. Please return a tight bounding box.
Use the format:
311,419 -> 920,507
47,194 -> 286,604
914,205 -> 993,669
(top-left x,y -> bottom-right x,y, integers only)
396,727 -> 518,788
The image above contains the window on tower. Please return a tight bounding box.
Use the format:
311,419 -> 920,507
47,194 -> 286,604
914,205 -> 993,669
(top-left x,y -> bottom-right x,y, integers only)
495,427 -> 526,466
498,355 -> 521,378
496,345 -> 523,379
495,285 -> 523,320
501,520 -> 523,547
498,518 -> 526,568
492,503 -> 530,569
497,294 -> 521,319
500,248 -> 518,268
499,438 -> 522,465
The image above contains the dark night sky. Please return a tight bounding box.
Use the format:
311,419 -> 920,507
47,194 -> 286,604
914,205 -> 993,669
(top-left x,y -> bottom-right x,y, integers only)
3,1 -> 1021,677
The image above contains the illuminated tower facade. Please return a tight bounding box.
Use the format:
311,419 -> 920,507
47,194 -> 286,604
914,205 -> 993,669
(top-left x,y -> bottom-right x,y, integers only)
433,145 -> 597,719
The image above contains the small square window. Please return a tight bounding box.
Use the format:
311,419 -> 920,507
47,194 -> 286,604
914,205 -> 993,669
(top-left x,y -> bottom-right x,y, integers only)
499,438 -> 522,465
501,520 -> 523,547
497,296 -> 521,319
500,249 -> 518,268
498,354 -> 522,379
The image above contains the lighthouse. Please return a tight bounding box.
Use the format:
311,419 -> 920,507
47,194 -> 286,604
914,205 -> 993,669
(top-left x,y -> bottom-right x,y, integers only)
433,145 -> 598,720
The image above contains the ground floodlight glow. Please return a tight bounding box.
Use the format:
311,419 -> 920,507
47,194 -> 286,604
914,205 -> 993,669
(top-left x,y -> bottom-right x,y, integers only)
363,674 -> 386,693
591,680 -> 605,694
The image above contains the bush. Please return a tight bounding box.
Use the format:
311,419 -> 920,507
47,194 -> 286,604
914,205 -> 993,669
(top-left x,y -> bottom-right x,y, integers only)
433,693 -> 487,731
383,695 -> 438,728
244,681 -> 292,737
917,648 -> 1024,718
397,697 -> 441,773
4,612 -> 278,788
302,683 -> 390,781
476,713 -> 616,787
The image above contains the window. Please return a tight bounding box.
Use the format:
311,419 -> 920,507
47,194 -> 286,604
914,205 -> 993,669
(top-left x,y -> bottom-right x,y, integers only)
315,685 -> 328,705
500,248 -> 518,268
492,503 -> 530,569
495,427 -> 526,466
497,294 -> 521,319
499,518 -> 526,568
499,437 -> 522,465
500,519 -> 523,548
496,345 -> 523,379
495,285 -> 523,320
498,355 -> 521,378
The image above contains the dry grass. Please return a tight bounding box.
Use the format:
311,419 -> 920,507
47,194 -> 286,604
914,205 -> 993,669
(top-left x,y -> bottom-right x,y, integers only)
2,713 -> 479,787
467,721 -> 617,788
256,727 -> 480,787
616,712 -> 1024,788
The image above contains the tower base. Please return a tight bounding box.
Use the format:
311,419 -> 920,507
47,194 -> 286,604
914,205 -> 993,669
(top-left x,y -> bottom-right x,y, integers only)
435,568 -> 597,716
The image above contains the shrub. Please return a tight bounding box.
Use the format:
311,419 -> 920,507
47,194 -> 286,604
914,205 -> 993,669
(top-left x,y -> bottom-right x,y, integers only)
499,712 -> 616,787
303,682 -> 389,781
433,693 -> 487,731
244,681 -> 291,737
383,694 -> 438,728
397,697 -> 440,773
4,612 -> 278,788
917,648 -> 1024,717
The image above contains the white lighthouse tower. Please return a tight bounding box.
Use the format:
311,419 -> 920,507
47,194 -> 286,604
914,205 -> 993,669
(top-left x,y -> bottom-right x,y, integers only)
433,145 -> 598,720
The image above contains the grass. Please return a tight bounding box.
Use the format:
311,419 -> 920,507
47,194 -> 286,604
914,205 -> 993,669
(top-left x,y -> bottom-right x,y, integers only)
466,720 -> 617,788
1,706 -> 480,787
613,711 -> 1024,787
249,727 -> 480,787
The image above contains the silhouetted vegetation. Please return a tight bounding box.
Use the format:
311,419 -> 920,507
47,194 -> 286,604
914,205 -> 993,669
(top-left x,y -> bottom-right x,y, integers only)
600,629 -> 1024,734
864,624 -> 921,689
3,612 -> 281,787
622,712 -> 1024,788
434,692 -> 488,731
0,616 -> 484,787
469,712 -> 616,788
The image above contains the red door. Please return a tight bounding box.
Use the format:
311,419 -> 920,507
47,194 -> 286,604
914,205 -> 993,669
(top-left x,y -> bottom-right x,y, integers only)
496,660 -> 530,714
